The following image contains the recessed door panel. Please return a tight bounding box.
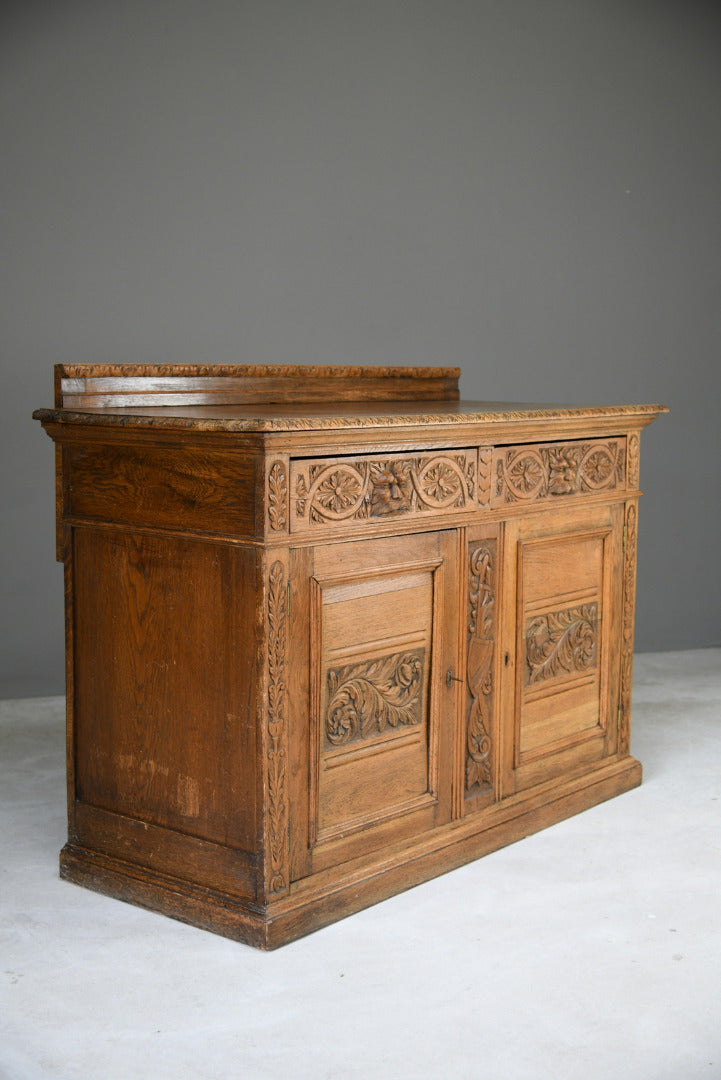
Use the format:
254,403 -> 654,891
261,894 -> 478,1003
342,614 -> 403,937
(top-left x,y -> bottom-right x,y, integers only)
315,568 -> 435,842
502,505 -> 623,794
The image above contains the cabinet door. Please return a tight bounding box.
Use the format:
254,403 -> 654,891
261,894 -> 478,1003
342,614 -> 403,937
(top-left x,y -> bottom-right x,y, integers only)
289,531 -> 459,878
500,503 -> 623,795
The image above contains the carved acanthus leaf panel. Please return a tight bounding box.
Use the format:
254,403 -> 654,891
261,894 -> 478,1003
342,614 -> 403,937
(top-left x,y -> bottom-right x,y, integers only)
466,540 -> 496,795
266,560 -> 289,895
292,451 -> 477,528
494,440 -> 625,505
525,604 -> 598,686
325,650 -> 425,749
627,434 -> 640,490
267,461 -> 288,532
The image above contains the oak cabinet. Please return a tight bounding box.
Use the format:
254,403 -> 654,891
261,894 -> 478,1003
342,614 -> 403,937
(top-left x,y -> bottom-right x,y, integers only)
34,365 -> 665,948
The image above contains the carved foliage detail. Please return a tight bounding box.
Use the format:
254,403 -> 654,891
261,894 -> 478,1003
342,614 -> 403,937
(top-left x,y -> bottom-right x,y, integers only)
627,434 -> 640,490
498,441 -> 624,504
267,462 -> 288,532
525,604 -> 598,686
466,541 -> 496,794
503,449 -> 545,499
296,453 -> 476,524
477,448 -> 493,508
619,502 -> 638,755
325,650 -> 425,749
267,561 -> 289,895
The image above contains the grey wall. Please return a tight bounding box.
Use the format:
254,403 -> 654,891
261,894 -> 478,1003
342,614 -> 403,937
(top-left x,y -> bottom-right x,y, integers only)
2,0 -> 719,698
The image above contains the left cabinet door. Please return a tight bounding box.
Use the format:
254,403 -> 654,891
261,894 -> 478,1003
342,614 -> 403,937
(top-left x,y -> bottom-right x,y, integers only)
288,530 -> 459,879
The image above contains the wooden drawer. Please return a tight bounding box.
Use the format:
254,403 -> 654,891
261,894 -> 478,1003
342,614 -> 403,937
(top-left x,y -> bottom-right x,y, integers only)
290,448 -> 489,532
492,437 -> 626,507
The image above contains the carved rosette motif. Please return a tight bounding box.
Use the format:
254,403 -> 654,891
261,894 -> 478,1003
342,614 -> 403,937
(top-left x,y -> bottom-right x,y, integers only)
325,650 -> 425,749
296,464 -> 366,521
295,453 -> 476,525
266,561 -> 289,895
267,461 -> 288,532
619,503 -> 638,755
466,541 -> 496,794
525,604 -> 598,686
496,441 -> 624,504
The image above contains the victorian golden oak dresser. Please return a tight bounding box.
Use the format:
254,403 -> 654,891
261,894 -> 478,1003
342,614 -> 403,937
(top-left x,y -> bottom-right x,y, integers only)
33,365 -> 666,948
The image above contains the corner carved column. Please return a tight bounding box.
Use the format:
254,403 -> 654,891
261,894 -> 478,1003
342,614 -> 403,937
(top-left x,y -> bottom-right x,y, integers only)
264,558 -> 290,897
619,502 -> 638,756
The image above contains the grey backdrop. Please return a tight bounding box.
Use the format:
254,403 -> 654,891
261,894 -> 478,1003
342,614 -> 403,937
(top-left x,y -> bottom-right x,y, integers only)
2,0 -> 719,698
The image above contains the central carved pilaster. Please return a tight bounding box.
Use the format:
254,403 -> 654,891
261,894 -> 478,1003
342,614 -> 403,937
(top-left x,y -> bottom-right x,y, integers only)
466,540 -> 496,795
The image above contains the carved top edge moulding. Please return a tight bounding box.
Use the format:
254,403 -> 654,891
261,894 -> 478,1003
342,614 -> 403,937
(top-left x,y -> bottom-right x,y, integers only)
33,364 -> 668,436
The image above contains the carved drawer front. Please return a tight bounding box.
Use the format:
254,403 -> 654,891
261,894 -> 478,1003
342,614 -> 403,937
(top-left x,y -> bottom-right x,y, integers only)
493,438 -> 626,506
290,449 -> 481,532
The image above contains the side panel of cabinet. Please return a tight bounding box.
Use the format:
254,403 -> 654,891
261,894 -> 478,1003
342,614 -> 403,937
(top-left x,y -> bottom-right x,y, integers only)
69,527 -> 260,897
289,531 -> 459,880
500,503 -> 623,795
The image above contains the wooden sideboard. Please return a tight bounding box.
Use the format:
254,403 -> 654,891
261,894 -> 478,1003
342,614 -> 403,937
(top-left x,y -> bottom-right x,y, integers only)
34,365 -> 666,948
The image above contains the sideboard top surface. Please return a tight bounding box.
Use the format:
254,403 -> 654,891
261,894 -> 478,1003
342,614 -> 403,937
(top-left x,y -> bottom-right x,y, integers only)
34,398 -> 667,433
33,363 -> 667,436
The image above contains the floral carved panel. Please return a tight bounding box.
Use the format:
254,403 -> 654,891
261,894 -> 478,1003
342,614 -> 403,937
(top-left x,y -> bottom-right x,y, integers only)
525,603 -> 598,687
466,540 -> 496,796
494,439 -> 625,505
292,451 -> 477,530
324,650 -> 426,750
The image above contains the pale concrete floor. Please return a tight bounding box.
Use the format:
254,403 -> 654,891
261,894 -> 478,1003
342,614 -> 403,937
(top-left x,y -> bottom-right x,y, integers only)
1,649 -> 720,1080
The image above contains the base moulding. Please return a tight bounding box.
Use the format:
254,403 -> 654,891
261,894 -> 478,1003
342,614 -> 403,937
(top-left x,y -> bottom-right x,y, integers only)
59,756 -> 641,950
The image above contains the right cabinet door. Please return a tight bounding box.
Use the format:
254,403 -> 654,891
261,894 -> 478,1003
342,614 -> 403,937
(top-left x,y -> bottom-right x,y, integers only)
501,501 -> 624,795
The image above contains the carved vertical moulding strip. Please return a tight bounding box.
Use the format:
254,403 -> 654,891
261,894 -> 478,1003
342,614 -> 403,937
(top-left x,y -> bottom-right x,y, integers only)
477,448 -> 492,508
266,560 -> 289,895
466,540 -> 496,796
627,434 -> 640,490
267,461 -> 288,533
619,503 -> 638,756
